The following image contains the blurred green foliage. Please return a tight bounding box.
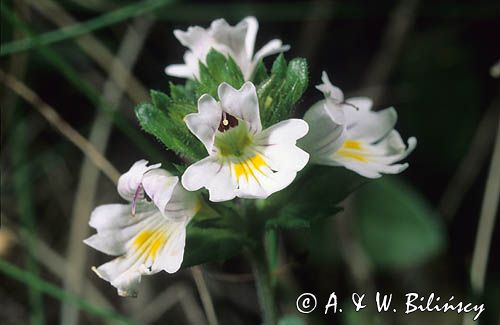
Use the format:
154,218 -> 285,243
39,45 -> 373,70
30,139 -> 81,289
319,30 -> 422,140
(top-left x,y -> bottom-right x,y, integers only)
355,177 -> 445,269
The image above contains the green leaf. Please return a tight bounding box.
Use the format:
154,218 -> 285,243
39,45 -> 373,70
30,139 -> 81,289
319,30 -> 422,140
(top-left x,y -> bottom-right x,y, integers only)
150,89 -> 170,110
136,89 -> 206,161
285,58 -> 308,105
195,49 -> 245,98
182,227 -> 248,267
354,177 -> 446,269
169,81 -> 197,103
135,102 -> 203,160
251,60 -> 269,85
258,55 -> 309,127
271,53 -> 287,76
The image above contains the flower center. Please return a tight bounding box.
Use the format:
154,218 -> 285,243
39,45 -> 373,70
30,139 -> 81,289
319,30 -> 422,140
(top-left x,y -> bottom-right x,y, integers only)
218,112 -> 239,132
214,119 -> 253,158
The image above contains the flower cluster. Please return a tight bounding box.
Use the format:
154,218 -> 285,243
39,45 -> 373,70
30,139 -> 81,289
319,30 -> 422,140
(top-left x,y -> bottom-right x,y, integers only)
85,17 -> 416,296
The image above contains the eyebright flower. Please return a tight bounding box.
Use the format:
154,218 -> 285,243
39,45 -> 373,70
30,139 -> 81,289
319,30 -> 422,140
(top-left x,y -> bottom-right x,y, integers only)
84,160 -> 199,297
300,72 -> 417,178
181,81 -> 309,202
165,16 -> 289,80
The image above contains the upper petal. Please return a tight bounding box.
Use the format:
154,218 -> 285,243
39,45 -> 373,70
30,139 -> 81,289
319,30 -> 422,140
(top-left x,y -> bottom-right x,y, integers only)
185,94 -> 222,154
316,71 -> 344,104
173,26 -> 212,57
165,51 -> 201,80
300,101 -> 346,161
141,169 -> 178,218
345,104 -> 397,143
253,39 -> 290,63
210,18 -> 247,56
249,39 -> 290,80
243,16 -> 258,59
117,160 -> 161,202
218,82 -> 262,134
165,64 -> 193,79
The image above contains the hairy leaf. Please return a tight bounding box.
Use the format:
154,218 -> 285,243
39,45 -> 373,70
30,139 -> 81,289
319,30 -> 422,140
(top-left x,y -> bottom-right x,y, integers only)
135,90 -> 205,160
258,55 -> 309,127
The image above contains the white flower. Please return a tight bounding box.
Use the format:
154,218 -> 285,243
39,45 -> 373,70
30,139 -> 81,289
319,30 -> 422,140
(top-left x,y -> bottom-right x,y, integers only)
300,72 -> 417,178
165,16 -> 289,80
84,160 -> 199,297
181,81 -> 309,202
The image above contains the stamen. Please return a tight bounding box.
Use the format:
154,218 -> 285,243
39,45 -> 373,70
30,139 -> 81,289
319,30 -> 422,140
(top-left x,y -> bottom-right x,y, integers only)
218,112 -> 239,132
131,184 -> 144,216
342,101 -> 360,110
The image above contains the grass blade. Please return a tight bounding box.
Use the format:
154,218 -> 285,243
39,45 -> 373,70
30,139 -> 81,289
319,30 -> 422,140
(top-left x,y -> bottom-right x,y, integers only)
1,5 -> 166,164
0,258 -> 135,324
0,0 -> 175,56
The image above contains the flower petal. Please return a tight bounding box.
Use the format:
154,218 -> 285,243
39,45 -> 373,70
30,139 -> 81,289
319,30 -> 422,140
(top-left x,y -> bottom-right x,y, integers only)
300,101 -> 346,161
232,155 -> 298,199
257,118 -> 309,145
257,143 -> 310,172
90,214 -> 188,297
235,168 -> 296,199
346,105 -> 397,142
117,160 -> 161,202
330,131 -> 416,178
173,26 -> 211,56
316,71 -> 344,104
370,131 -> 417,164
181,156 -> 236,202
243,16 -> 258,60
250,39 -> 289,79
141,169 -> 178,218
218,82 -> 262,134
210,18 -> 248,62
253,39 -> 290,62
184,94 -> 222,154
163,183 -> 201,220
164,63 -> 192,79
85,203 -> 157,256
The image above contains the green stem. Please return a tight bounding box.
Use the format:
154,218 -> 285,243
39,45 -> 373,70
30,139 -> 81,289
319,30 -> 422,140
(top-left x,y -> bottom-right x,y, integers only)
250,244 -> 278,325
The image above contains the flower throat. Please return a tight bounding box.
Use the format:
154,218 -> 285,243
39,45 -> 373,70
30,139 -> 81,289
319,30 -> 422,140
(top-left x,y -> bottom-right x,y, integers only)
214,113 -> 253,158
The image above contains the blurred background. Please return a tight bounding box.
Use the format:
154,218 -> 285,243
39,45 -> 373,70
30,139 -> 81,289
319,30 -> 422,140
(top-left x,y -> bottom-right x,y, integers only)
1,0 -> 499,324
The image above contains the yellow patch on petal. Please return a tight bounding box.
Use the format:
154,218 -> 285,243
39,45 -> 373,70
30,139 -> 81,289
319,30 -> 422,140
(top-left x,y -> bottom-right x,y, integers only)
337,139 -> 368,162
133,229 -> 167,259
234,154 -> 268,181
342,139 -> 363,150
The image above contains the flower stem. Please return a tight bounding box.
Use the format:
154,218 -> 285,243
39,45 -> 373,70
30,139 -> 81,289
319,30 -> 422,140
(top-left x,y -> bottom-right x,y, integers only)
250,244 -> 278,325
